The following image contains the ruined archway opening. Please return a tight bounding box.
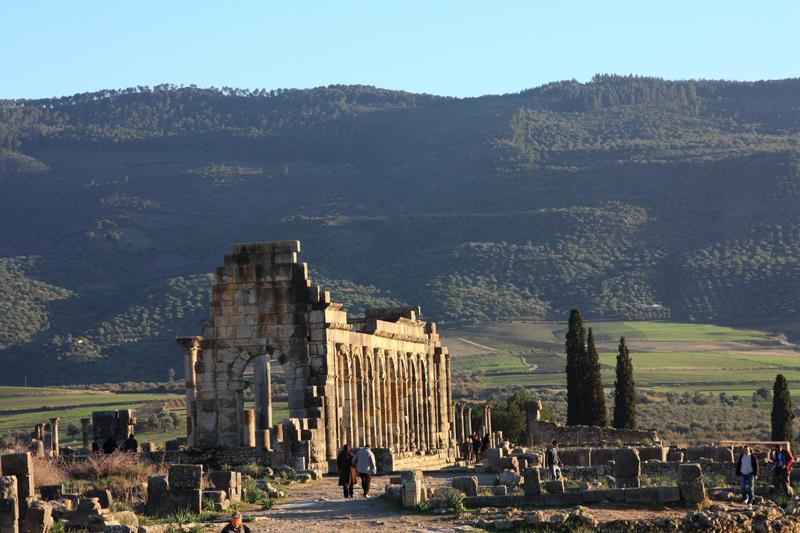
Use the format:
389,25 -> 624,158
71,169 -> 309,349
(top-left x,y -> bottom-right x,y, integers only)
240,353 -> 286,448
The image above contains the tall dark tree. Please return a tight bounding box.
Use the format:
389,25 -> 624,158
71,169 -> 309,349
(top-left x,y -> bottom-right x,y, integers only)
582,328 -> 607,426
613,336 -> 636,430
565,309 -> 585,426
772,374 -> 794,442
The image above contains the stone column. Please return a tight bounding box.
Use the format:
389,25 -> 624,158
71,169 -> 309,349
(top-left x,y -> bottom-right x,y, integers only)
525,399 -> 543,447
465,407 -> 473,437
485,405 -> 494,447
242,409 -> 256,447
177,336 -> 201,447
455,402 -> 464,446
80,418 -> 90,450
35,424 -> 44,441
253,354 -> 271,448
49,417 -> 60,456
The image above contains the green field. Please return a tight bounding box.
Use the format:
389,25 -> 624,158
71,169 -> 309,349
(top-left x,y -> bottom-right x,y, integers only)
446,320 -> 798,395
0,386 -> 185,444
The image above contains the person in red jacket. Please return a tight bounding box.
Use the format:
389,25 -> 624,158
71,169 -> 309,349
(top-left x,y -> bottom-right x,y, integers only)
774,444 -> 794,495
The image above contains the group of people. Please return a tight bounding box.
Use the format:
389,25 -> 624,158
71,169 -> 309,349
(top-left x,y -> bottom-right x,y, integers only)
91,433 -> 138,454
336,444 -> 377,498
461,432 -> 491,464
735,444 -> 794,506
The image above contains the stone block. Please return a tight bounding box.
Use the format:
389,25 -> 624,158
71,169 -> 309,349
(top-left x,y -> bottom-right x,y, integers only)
499,456 -> 520,474
145,476 -> 169,516
0,476 -> 17,500
39,484 -> 63,501
657,486 -> 681,503
0,476 -> 19,533
624,487 -> 660,503
679,463 -> 702,482
452,476 -> 479,497
580,488 -> 625,503
0,452 -> 34,504
523,468 -> 541,498
170,489 -> 202,513
559,448 -> 591,467
678,464 -> 705,503
637,446 -> 668,462
401,479 -> 422,508
614,448 -> 641,478
498,469 -> 521,487
400,469 -> 423,481
384,485 -> 402,500
203,490 -> 227,503
590,448 -> 616,466
543,480 -> 564,494
86,488 -> 113,509
492,485 -> 508,496
486,449 -> 502,469
541,492 -> 582,506
23,500 -> 53,533
209,471 -> 241,502
168,464 -> 203,490
668,451 -> 684,462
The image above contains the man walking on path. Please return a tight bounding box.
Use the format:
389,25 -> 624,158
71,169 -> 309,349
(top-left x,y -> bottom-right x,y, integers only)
545,440 -> 563,481
735,445 -> 758,506
354,444 -> 377,497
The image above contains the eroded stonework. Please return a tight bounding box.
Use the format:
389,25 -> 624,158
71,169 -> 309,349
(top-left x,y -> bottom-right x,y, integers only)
178,241 -> 454,468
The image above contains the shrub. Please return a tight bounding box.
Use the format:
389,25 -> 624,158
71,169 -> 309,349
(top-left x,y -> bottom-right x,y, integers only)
443,488 -> 466,512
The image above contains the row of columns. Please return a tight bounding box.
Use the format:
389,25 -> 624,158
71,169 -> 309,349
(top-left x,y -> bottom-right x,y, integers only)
33,418 -> 61,456
332,345 -> 451,456
452,402 -> 494,455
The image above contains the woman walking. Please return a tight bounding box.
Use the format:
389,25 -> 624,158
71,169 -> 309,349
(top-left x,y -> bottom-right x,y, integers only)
337,444 -> 358,498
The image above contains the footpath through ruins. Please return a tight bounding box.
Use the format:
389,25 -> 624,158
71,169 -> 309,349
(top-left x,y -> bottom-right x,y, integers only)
2,241 -> 800,532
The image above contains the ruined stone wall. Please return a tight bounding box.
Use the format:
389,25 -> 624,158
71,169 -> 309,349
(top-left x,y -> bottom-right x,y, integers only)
527,420 -> 660,448
180,241 -> 454,467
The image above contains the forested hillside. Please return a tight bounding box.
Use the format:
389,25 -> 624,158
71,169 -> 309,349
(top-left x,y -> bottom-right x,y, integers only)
1,76 -> 799,384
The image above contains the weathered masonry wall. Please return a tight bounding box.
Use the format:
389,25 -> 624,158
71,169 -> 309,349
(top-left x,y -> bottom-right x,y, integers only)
178,241 -> 454,468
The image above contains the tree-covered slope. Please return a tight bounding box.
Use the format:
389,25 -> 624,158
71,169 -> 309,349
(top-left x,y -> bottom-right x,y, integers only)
1,76 -> 799,384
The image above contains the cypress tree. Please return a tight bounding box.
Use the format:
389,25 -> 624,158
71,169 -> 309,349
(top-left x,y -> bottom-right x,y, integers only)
772,374 -> 794,442
565,309 -> 585,426
613,336 -> 636,430
583,328 -> 607,427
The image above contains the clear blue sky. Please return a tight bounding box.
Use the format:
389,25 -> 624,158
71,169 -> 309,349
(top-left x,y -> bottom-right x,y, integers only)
3,1 -> 799,99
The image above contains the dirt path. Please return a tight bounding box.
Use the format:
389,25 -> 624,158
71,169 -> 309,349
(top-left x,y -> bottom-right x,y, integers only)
248,475 -> 470,532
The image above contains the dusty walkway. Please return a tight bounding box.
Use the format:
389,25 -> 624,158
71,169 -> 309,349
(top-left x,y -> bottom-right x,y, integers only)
249,475 -> 471,532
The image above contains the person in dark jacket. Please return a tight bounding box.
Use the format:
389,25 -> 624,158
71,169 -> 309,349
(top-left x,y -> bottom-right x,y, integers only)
735,445 -> 759,505
337,444 -> 358,498
123,433 -> 138,452
91,437 -> 101,454
102,435 -> 117,454
773,444 -> 794,495
221,511 -> 251,533
471,433 -> 481,463
545,440 -> 563,480
481,433 -> 490,453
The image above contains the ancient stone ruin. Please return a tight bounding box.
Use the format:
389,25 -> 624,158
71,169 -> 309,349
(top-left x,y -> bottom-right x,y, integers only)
177,241 -> 456,471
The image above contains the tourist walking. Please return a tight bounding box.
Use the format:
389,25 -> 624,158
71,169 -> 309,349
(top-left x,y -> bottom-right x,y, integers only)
481,433 -> 490,455
773,444 -> 794,495
471,433 -> 481,464
91,437 -> 101,454
123,433 -> 138,452
102,435 -> 117,454
545,439 -> 563,481
221,511 -> 251,533
337,444 -> 357,498
354,444 -> 377,497
735,445 -> 758,505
